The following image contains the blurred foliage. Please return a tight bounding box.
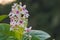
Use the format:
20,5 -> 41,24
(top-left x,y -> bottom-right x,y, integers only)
0,15 -> 8,22
0,23 -> 50,40
0,0 -> 60,40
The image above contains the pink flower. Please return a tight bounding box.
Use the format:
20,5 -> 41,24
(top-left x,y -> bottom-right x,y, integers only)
20,20 -> 23,24
16,11 -> 19,14
25,27 -> 32,32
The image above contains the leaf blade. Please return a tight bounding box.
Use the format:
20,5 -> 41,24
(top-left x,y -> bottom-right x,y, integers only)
0,15 -> 8,22
30,30 -> 51,40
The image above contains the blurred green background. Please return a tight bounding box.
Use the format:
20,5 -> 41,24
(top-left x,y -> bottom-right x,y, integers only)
0,0 -> 60,40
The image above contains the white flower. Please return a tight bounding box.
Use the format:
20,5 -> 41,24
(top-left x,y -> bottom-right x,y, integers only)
19,2 -> 22,6
25,13 -> 29,18
9,2 -> 30,32
23,5 -> 26,8
13,3 -> 17,7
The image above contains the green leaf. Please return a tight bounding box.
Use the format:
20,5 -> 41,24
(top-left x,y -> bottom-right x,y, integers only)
0,23 -> 10,32
0,23 -> 51,40
0,23 -> 10,40
31,35 -> 40,40
0,15 -> 8,22
0,23 -> 17,40
30,30 -> 51,40
6,36 -> 16,40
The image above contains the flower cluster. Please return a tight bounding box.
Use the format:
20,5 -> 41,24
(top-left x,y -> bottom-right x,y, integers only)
9,2 -> 32,40
9,2 -> 29,30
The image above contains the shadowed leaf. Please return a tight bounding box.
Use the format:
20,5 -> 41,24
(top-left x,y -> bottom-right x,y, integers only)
0,15 -> 8,22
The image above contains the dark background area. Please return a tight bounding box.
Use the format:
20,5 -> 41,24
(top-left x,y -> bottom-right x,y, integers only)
0,0 -> 60,40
